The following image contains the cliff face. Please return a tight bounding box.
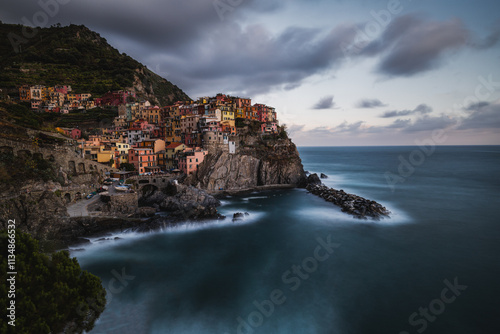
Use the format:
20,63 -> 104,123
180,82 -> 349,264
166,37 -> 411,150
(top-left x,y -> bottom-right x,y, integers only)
0,134 -> 115,240
193,137 -> 306,193
0,186 -> 69,239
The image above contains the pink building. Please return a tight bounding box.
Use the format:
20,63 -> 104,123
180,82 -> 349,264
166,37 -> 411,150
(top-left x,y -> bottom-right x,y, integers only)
255,104 -> 270,123
178,147 -> 208,175
261,122 -> 278,134
70,128 -> 82,140
61,128 -> 82,140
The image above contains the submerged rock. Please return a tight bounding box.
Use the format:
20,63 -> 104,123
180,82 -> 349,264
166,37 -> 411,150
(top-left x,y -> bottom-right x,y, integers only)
233,212 -> 245,222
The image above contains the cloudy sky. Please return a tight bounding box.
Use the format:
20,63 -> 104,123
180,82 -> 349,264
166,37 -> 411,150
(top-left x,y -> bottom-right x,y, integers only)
2,0 -> 500,145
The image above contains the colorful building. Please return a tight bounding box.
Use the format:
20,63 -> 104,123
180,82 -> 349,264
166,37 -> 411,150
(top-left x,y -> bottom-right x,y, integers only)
178,147 -> 208,175
128,148 -> 157,174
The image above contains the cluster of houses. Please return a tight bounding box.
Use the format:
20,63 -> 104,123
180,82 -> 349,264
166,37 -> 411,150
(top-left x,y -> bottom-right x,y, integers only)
18,84 -> 137,112
66,93 -> 280,176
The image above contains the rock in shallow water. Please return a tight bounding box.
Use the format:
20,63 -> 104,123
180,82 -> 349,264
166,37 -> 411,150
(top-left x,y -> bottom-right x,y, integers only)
306,173 -> 322,186
306,183 -> 390,219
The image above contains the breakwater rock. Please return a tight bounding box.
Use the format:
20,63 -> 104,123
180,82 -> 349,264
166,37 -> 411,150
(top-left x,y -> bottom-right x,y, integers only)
306,183 -> 390,219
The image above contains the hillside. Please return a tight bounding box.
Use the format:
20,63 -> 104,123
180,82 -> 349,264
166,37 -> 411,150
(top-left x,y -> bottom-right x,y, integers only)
0,22 -> 190,105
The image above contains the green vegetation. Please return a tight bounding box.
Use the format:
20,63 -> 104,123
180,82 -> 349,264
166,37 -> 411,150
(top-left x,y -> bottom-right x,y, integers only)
0,22 -> 190,105
0,150 -> 60,185
0,231 -> 106,333
278,124 -> 289,139
120,163 -> 136,171
0,102 -> 44,130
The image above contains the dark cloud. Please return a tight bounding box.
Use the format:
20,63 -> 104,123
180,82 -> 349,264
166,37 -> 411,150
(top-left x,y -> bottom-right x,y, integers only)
469,21 -> 500,49
287,124 -> 305,135
313,95 -> 335,109
334,121 -> 364,132
380,104 -> 433,118
358,14 -> 469,76
356,98 -> 386,108
378,16 -> 468,76
402,115 -> 456,132
465,101 -> 490,111
386,119 -> 411,129
458,102 -> 500,129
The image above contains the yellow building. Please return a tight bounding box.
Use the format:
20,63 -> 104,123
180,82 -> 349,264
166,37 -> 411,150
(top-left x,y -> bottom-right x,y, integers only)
113,142 -> 130,155
146,107 -> 162,124
235,107 -> 244,119
221,105 -> 234,122
42,86 -> 54,101
97,146 -> 114,164
165,142 -> 186,169
164,105 -> 182,143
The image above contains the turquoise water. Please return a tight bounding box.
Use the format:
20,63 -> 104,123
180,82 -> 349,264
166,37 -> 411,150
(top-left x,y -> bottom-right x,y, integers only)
74,146 -> 500,334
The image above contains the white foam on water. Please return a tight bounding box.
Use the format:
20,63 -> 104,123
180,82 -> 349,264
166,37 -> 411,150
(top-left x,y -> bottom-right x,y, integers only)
68,230 -> 151,255
163,211 -> 266,234
292,200 -> 412,226
242,196 -> 269,201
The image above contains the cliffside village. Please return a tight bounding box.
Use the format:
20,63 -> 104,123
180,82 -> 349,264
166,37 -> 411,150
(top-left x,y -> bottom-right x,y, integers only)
17,85 -> 281,176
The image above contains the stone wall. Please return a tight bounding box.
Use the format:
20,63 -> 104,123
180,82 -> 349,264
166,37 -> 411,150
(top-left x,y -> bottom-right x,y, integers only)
99,193 -> 139,217
0,137 -> 118,181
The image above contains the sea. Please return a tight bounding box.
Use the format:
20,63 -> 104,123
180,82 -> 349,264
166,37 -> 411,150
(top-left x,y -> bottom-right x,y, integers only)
72,146 -> 500,334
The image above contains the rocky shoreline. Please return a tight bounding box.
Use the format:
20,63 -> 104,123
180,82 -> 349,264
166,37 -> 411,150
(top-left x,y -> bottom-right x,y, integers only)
305,174 -> 390,219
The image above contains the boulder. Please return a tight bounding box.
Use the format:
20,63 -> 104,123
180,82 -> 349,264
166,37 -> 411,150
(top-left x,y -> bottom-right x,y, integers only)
320,173 -> 328,179
306,173 -> 322,186
160,182 -> 221,220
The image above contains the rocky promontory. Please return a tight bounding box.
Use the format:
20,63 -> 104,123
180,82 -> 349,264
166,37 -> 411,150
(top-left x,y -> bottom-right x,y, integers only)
192,135 -> 307,193
306,176 -> 390,219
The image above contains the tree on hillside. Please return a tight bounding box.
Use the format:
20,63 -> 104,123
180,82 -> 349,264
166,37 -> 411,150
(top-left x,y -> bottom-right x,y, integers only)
0,231 -> 106,333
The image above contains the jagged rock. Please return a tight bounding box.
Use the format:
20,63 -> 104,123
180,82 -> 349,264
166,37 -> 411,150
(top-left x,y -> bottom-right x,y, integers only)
320,173 -> 328,179
306,173 -> 322,186
159,182 -> 221,219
